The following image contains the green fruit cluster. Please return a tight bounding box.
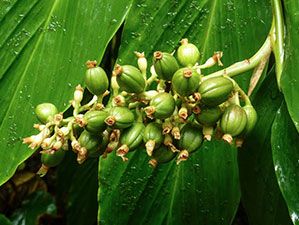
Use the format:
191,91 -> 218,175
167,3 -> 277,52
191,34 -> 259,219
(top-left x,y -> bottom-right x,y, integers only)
23,39 -> 257,175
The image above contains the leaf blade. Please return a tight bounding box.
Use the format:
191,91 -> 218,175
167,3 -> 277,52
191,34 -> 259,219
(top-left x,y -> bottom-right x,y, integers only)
238,69 -> 293,225
0,0 -> 133,186
271,102 -> 299,225
280,0 -> 299,132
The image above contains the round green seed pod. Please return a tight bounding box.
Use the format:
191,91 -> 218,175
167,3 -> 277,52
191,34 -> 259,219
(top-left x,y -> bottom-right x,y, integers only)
119,122 -> 145,150
35,103 -> 58,124
171,67 -> 200,96
195,106 -> 222,126
220,104 -> 247,139
143,122 -> 164,156
116,122 -> 145,161
41,149 -> 65,168
78,130 -> 102,156
85,61 -> 109,96
153,51 -> 179,81
146,92 -> 175,119
149,145 -> 176,168
114,64 -> 145,94
83,110 -> 108,134
242,105 -> 257,135
198,77 -> 234,107
177,38 -> 200,67
105,107 -> 135,129
179,123 -> 203,153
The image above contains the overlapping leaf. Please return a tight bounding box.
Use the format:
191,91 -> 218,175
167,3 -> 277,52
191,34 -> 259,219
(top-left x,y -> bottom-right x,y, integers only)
272,102 -> 299,225
0,0 -> 133,186
98,0 -> 272,224
281,1 -> 299,132
238,70 -> 292,225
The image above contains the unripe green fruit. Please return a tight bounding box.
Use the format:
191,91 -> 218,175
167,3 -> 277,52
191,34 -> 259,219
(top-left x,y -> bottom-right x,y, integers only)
195,106 -> 222,126
143,122 -> 163,146
120,122 -> 145,150
41,149 -> 65,167
179,123 -> 203,153
143,122 -> 163,156
105,107 -> 135,129
149,145 -> 176,167
85,62 -> 109,95
147,92 -> 175,119
78,130 -> 102,156
83,110 -> 108,134
177,39 -> 200,67
220,105 -> 247,137
35,103 -> 58,124
153,51 -> 179,81
199,77 -> 234,107
171,68 -> 200,96
114,65 -> 145,94
242,105 -> 257,135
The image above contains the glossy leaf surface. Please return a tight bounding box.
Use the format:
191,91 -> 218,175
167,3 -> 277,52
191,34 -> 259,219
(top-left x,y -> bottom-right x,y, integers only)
281,1 -> 299,132
272,102 -> 299,225
238,71 -> 292,225
0,0 -> 132,186
98,0 -> 271,224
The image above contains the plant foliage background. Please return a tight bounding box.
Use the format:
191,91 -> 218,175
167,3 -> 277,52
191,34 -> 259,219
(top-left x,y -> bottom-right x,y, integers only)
0,0 -> 298,225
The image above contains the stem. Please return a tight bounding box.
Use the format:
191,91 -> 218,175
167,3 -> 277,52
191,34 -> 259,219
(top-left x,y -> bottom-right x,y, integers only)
201,27 -> 273,82
235,84 -> 251,106
271,0 -> 284,90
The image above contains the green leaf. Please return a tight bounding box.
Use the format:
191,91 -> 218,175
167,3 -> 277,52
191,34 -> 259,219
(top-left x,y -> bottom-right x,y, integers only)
98,0 -> 271,224
280,1 -> 299,132
0,214 -> 12,225
56,153 -> 98,225
238,69 -> 292,225
10,190 -> 56,225
99,141 -> 239,225
272,102 -> 299,225
0,0 -> 133,186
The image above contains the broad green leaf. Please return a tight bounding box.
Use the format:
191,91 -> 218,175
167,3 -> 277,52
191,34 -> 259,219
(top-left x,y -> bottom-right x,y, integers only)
117,0 -> 271,91
98,1 -> 272,223
0,214 -> 12,225
238,70 -> 292,225
10,190 -> 56,225
0,0 -> 133,186
280,1 -> 299,132
272,102 -> 299,225
56,153 -> 98,225
99,141 -> 239,225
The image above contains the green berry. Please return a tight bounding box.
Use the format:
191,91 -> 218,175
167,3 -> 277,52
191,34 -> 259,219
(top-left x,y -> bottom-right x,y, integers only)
179,123 -> 203,153
83,110 -> 108,134
171,67 -> 200,96
143,122 -> 164,156
177,38 -> 200,67
85,61 -> 109,95
153,51 -> 179,81
195,106 -> 222,126
119,122 -> 145,150
35,103 -> 58,124
149,145 -> 176,168
242,105 -> 257,135
105,107 -> 135,129
220,104 -> 247,143
146,92 -> 175,119
78,130 -> 102,156
114,64 -> 145,94
41,149 -> 65,168
199,77 -> 234,107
